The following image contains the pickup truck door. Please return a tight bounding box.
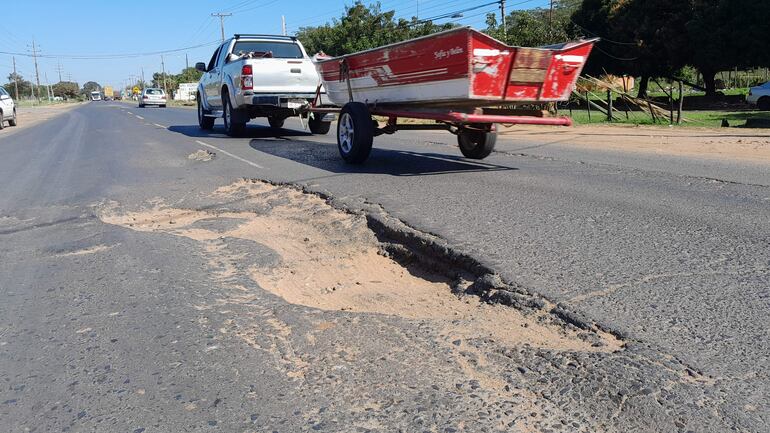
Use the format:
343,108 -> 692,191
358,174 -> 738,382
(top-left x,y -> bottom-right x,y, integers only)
206,41 -> 232,109
200,46 -> 220,109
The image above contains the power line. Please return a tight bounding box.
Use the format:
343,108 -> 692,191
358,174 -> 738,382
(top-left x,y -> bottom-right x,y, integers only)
0,40 -> 220,60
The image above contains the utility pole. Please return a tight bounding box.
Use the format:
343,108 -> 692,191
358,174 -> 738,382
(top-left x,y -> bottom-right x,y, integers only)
281,15 -> 286,36
141,67 -> 145,90
161,55 -> 167,94
211,12 -> 232,42
44,72 -> 52,101
548,0 -> 554,37
12,56 -> 19,100
29,39 -> 42,102
500,0 -> 506,38
56,60 -> 64,82
185,53 -> 189,69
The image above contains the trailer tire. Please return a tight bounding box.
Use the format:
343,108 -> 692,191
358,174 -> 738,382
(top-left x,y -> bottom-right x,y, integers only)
223,93 -> 246,137
309,115 -> 331,135
337,102 -> 373,164
198,96 -> 214,130
267,116 -> 285,129
458,124 -> 497,159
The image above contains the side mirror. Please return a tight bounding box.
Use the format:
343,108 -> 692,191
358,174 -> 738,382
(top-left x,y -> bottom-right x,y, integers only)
195,62 -> 207,72
0,94 -> 9,100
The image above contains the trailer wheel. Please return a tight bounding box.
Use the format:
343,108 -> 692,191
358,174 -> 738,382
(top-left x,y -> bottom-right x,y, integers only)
197,96 -> 214,130
309,115 -> 331,135
337,102 -> 373,163
458,124 -> 497,159
223,94 -> 246,137
267,116 -> 285,129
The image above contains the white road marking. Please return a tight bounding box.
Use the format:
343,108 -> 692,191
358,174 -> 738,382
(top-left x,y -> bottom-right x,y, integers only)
136,115 -> 144,120
126,111 -> 133,115
195,140 -> 265,169
153,123 -> 166,128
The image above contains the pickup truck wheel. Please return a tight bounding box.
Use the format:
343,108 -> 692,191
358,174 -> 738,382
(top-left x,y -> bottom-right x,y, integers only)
222,95 -> 246,137
198,97 -> 214,130
0,110 -> 4,130
8,109 -> 17,127
267,116 -> 285,129
758,97 -> 770,111
457,124 -> 497,159
309,115 -> 331,135
337,102 -> 373,164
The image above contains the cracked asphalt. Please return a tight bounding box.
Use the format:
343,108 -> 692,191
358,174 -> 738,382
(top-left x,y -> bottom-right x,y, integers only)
0,102 -> 767,432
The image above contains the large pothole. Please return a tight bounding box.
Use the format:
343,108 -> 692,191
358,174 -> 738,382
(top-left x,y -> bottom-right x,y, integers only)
99,179 -> 621,353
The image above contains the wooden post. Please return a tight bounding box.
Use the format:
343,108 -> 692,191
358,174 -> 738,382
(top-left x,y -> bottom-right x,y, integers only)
622,77 -> 630,120
606,89 -> 613,122
677,80 -> 684,124
586,91 -> 591,121
669,82 -> 674,125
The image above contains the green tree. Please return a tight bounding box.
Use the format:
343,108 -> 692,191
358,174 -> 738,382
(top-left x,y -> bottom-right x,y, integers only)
296,1 -> 453,56
571,0 -> 692,98
688,0 -> 770,96
175,67 -> 203,84
81,81 -> 101,96
52,81 -> 79,99
4,72 -> 32,99
485,1 -> 576,47
152,72 -> 178,93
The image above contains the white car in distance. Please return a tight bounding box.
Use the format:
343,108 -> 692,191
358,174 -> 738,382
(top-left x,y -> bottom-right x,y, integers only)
747,81 -> 770,111
0,87 -> 18,129
139,88 -> 167,108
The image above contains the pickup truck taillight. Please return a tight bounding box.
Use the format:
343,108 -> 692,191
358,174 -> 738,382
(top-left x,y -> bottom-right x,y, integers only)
241,65 -> 253,90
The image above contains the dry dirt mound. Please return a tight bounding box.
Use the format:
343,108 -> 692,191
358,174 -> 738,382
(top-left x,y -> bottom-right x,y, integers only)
99,179 -> 621,352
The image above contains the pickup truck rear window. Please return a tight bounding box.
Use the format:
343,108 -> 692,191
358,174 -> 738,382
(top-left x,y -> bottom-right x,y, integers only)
232,41 -> 303,59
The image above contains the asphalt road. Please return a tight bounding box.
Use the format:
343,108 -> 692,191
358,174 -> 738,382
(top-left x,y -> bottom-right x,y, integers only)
1,101 -> 767,432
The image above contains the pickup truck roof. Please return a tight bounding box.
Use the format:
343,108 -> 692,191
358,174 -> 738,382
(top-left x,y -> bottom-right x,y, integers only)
233,34 -> 296,41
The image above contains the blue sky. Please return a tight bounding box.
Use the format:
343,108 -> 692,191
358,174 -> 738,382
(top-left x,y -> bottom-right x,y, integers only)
1,0 -> 549,91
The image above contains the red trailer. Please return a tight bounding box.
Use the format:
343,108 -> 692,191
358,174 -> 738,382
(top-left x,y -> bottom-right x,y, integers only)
309,27 -> 597,163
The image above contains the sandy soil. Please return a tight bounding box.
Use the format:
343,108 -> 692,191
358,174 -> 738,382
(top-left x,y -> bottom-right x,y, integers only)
100,179 -> 622,353
499,123 -> 770,163
0,103 -> 83,137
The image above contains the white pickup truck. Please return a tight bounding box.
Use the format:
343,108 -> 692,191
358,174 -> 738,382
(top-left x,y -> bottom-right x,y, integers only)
195,34 -> 333,136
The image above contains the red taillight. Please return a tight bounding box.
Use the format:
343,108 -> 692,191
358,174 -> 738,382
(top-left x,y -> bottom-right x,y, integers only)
143,95 -> 148,99
241,65 -> 253,90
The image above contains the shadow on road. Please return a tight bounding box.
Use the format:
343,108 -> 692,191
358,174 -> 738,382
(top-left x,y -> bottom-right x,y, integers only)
168,124 -> 313,139
248,138 -> 516,177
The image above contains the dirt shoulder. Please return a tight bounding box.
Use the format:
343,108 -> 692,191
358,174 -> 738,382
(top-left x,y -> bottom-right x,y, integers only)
1,103 -> 84,137
499,123 -> 770,164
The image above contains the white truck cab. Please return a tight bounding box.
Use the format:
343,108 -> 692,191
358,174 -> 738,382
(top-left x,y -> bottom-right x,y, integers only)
195,34 -> 332,136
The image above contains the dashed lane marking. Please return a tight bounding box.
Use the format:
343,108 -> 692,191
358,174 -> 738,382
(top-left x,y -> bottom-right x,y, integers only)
126,111 -> 133,115
194,140 -> 265,169
153,123 -> 166,128
136,115 -> 144,120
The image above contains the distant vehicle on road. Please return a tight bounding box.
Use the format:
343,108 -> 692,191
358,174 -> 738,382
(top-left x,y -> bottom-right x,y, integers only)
194,34 -> 333,136
0,87 -> 17,129
139,88 -> 167,108
103,86 -> 113,101
90,91 -> 102,101
747,81 -> 770,110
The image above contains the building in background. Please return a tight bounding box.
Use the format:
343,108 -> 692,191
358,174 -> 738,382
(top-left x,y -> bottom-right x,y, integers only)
174,83 -> 197,101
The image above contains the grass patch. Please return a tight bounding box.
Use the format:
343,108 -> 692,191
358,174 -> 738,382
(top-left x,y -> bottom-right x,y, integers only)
563,109 -> 770,128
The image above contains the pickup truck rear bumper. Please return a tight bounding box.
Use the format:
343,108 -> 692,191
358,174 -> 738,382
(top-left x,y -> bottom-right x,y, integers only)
248,93 -> 317,108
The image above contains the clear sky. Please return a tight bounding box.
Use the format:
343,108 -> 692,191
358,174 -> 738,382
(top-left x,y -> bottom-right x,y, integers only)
1,0 -> 549,91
